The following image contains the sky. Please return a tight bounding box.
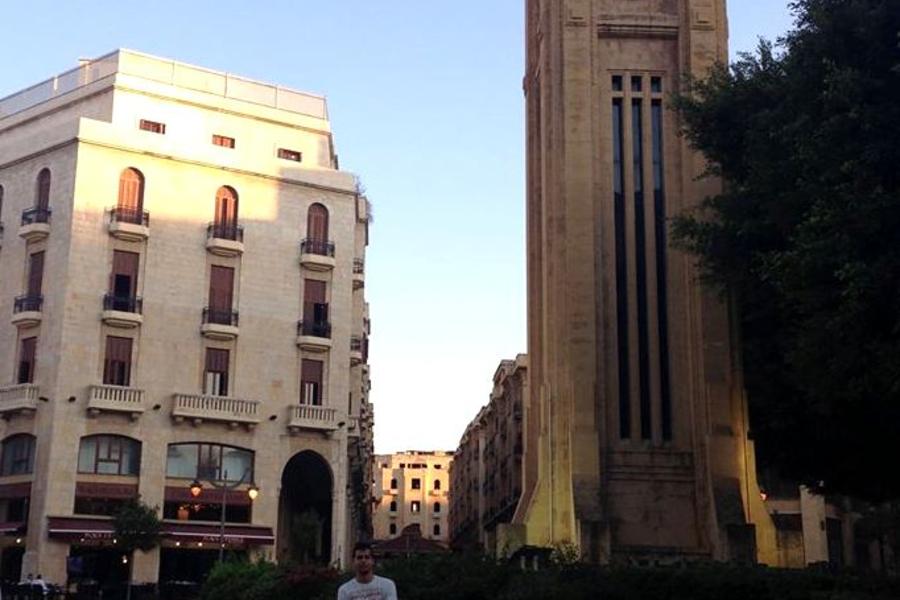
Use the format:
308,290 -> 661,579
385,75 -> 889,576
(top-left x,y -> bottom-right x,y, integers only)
0,1 -> 796,455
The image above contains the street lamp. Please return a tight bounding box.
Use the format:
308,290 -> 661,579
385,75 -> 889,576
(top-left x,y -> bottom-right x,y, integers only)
188,468 -> 259,563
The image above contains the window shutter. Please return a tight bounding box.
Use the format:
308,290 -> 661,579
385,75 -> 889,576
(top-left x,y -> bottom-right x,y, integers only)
118,169 -> 144,211
27,252 -> 44,296
18,338 -> 37,384
209,266 -> 235,311
303,280 -> 326,321
111,251 -> 139,297
307,204 -> 329,241
36,170 -> 51,209
205,348 -> 229,373
215,187 -> 238,229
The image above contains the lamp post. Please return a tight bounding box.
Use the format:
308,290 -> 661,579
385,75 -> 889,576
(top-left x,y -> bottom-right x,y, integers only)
189,469 -> 259,563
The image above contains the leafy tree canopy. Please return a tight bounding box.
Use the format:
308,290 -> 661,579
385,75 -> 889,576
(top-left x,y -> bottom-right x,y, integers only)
112,498 -> 163,553
672,0 -> 900,500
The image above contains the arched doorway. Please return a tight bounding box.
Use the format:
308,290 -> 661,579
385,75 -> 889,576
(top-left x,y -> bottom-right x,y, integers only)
279,451 -> 332,564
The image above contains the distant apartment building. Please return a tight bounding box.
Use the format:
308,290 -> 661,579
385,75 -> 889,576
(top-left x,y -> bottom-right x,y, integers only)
0,49 -> 373,586
372,452 -> 451,545
450,356 -> 526,553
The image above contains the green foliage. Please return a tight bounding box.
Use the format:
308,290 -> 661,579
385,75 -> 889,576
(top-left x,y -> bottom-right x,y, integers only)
200,559 -> 340,600
198,554 -> 900,600
112,498 -> 163,553
671,0 -> 900,500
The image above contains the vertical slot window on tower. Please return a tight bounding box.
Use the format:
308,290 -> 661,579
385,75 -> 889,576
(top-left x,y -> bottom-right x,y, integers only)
632,98 -> 652,441
612,75 -> 623,92
652,99 -> 672,441
651,77 -> 663,94
612,98 -> 630,439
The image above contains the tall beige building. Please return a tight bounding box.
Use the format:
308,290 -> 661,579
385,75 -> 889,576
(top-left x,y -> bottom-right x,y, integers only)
511,0 -> 776,564
0,50 -> 373,586
372,452 -> 451,545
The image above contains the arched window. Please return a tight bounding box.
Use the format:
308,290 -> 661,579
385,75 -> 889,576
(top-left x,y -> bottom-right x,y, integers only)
78,435 -> 141,476
213,186 -> 239,239
389,500 -> 397,512
433,524 -> 441,536
307,203 -> 329,242
433,501 -> 441,513
434,479 -> 442,490
36,168 -> 51,210
117,168 -> 145,223
0,434 -> 36,476
389,523 -> 397,535
166,442 -> 253,482
390,478 -> 397,489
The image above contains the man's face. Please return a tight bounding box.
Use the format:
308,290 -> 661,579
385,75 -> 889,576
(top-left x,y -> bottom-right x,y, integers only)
353,549 -> 374,576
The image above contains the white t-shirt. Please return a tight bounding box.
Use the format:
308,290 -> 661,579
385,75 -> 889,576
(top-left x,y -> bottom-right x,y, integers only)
337,575 -> 398,600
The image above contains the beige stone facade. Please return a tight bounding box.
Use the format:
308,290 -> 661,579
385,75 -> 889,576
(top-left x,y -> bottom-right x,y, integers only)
512,0 -> 773,563
450,356 -> 526,553
372,452 -> 451,545
0,50 -> 373,585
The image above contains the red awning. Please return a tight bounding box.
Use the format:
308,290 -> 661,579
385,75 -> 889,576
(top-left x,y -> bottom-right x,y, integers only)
165,486 -> 252,506
162,521 -> 274,546
0,521 -> 25,534
47,517 -> 115,541
47,516 -> 273,546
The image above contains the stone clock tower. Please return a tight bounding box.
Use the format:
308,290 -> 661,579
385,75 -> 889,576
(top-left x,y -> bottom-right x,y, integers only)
512,0 -> 778,564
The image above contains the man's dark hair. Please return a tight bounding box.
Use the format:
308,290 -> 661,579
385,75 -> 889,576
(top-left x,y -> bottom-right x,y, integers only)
353,541 -> 373,556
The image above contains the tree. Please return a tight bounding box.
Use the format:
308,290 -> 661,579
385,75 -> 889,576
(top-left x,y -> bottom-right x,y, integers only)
671,0 -> 900,500
112,499 -> 163,600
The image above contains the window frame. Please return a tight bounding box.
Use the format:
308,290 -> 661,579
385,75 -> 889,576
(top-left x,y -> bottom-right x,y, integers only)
165,442 -> 254,482
0,434 -> 36,476
77,435 -> 141,476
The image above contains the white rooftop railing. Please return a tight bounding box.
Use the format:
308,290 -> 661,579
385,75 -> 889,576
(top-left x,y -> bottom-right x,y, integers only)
0,49 -> 327,120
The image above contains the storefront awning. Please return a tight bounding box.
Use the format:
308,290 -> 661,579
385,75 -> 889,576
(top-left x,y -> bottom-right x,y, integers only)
47,516 -> 274,546
47,517 -> 115,542
0,521 -> 25,534
162,521 -> 274,546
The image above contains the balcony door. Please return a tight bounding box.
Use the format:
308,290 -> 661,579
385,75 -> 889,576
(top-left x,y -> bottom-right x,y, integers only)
27,252 -> 44,298
117,168 -> 145,223
204,348 -> 229,397
303,280 -> 327,335
209,266 -> 235,324
110,251 -> 139,310
214,187 -> 238,239
103,336 -> 133,386
300,359 -> 323,406
307,203 -> 328,242
35,169 -> 50,210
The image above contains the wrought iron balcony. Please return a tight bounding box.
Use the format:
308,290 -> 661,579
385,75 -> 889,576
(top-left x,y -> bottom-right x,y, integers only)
201,307 -> 240,340
21,207 -> 51,225
296,320 -> 332,352
297,320 -> 331,338
300,238 -> 334,257
207,222 -> 243,242
203,307 -> 239,326
353,258 -> 365,274
103,294 -> 143,313
206,222 -> 244,257
13,294 -> 42,313
110,206 -> 150,226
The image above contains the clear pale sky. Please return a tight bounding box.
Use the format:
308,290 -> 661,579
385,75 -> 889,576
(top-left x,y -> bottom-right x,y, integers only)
0,1 -> 795,454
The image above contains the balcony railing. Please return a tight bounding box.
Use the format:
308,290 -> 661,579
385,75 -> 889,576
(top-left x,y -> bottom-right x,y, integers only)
172,393 -> 260,426
207,222 -> 244,242
110,206 -> 150,226
88,384 -> 145,417
103,294 -> 143,314
350,336 -> 363,352
297,320 -> 331,338
287,404 -> 340,433
21,207 -> 51,225
353,259 -> 365,274
0,383 -> 39,416
13,294 -> 43,313
203,307 -> 239,327
300,238 -> 335,257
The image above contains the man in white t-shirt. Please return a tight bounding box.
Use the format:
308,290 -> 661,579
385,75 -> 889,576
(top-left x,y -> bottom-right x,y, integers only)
337,542 -> 397,600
